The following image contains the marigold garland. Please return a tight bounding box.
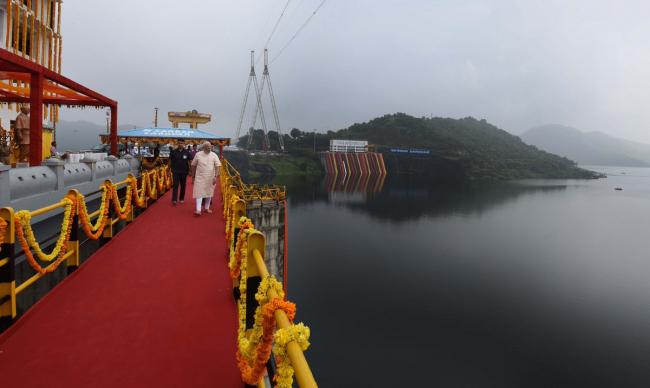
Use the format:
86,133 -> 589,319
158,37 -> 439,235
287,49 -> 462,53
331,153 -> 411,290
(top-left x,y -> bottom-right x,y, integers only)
156,168 -> 165,192
237,297 -> 296,385
129,175 -> 148,208
273,323 -> 311,388
8,166 -> 171,274
110,184 -> 133,220
229,217 -> 254,279
0,218 -> 7,252
238,277 -> 287,365
14,198 -> 75,262
77,188 -> 111,240
147,172 -> 158,199
222,164 -> 313,388
15,198 -> 76,274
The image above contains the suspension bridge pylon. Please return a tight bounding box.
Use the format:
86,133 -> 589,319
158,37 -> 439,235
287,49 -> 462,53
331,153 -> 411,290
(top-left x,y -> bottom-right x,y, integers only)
235,50 -> 285,152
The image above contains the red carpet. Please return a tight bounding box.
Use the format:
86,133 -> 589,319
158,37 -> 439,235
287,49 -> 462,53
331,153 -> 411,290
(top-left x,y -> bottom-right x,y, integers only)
0,183 -> 243,387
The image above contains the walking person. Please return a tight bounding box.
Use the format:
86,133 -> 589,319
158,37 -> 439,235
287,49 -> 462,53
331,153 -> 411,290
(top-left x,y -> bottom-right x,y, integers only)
169,140 -> 191,205
190,141 -> 221,217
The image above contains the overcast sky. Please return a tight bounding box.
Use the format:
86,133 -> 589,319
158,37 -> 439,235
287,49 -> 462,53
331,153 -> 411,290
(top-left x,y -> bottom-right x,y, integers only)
59,1 -> 650,143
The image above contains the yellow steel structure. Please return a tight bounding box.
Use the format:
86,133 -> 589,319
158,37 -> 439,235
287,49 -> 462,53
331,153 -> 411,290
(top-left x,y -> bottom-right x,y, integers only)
222,159 -> 286,203
0,0 -> 62,164
221,160 -> 317,388
3,0 -> 64,119
167,109 -> 211,129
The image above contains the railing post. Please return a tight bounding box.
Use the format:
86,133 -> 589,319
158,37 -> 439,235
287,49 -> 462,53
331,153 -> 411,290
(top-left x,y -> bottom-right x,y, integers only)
66,191 -> 80,274
125,184 -> 134,223
230,198 -> 246,296
102,181 -> 114,242
245,231 -> 266,329
139,173 -> 148,211
0,207 -> 16,331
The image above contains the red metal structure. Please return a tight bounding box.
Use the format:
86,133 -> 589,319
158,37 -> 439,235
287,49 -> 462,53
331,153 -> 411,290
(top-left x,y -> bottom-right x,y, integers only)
0,48 -> 117,166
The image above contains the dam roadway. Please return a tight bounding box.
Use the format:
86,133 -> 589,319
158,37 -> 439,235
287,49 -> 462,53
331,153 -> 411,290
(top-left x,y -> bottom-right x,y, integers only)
0,183 -> 244,387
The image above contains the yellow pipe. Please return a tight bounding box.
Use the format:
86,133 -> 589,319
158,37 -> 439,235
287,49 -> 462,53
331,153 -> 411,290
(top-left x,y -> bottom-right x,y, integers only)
0,257 -> 9,268
13,0 -> 18,53
15,250 -> 73,294
34,0 -> 39,63
5,0 -> 10,49
252,249 -> 317,388
21,5 -> 26,56
30,200 -> 66,217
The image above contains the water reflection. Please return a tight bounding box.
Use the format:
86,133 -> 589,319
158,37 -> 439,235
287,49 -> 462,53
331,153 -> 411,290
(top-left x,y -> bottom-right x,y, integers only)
286,175 -> 569,222
283,170 -> 650,387
324,173 -> 386,202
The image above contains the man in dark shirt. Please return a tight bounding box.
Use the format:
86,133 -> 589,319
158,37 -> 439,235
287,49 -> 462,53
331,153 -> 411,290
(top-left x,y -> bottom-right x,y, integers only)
169,140 -> 191,205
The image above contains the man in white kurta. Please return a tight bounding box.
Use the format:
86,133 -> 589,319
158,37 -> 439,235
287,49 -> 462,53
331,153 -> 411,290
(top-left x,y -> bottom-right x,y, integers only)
190,142 -> 221,216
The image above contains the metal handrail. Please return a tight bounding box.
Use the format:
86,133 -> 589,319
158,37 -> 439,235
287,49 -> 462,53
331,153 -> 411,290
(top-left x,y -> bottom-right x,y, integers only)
30,200 -> 68,217
221,159 -> 317,387
252,249 -> 317,388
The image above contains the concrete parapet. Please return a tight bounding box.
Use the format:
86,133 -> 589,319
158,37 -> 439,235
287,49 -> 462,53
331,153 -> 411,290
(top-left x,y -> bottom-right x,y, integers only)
80,158 -> 98,181
0,158 -> 140,210
0,163 -> 10,204
43,158 -> 65,191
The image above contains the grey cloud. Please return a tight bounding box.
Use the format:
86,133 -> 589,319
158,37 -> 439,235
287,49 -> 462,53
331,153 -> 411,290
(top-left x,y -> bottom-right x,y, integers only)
59,0 -> 650,143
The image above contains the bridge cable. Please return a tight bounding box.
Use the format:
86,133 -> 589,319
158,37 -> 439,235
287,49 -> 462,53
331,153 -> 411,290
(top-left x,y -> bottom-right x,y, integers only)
265,0 -> 292,50
255,0 -> 292,65
270,0 -> 327,64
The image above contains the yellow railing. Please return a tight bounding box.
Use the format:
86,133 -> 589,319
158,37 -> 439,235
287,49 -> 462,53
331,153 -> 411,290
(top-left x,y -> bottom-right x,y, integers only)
222,159 -> 287,202
221,160 -> 317,388
0,166 -> 173,329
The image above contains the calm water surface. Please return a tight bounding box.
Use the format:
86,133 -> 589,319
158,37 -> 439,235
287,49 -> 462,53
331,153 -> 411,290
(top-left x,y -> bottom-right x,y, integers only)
282,166 -> 650,387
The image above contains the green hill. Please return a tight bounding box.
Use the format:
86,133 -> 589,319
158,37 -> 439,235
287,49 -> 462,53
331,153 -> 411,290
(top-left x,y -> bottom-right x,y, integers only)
334,113 -> 600,179
239,113 -> 601,180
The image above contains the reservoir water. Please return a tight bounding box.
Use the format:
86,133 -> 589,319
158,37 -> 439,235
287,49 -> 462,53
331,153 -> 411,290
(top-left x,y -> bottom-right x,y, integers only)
282,166 -> 650,387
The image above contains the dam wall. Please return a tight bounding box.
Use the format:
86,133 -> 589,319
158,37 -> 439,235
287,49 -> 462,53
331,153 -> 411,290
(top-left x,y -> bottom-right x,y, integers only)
247,200 -> 285,285
320,152 -> 386,176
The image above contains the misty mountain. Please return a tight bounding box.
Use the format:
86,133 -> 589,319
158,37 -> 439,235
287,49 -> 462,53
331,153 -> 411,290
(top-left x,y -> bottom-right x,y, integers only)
521,125 -> 650,167
54,120 -> 137,152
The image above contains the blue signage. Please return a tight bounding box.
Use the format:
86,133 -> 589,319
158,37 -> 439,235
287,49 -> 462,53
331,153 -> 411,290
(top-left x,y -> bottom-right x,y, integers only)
117,128 -> 222,140
390,148 -> 430,155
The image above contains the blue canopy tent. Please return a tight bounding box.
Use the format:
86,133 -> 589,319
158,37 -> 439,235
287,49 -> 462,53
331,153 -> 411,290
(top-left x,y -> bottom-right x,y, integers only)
100,127 -> 230,156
